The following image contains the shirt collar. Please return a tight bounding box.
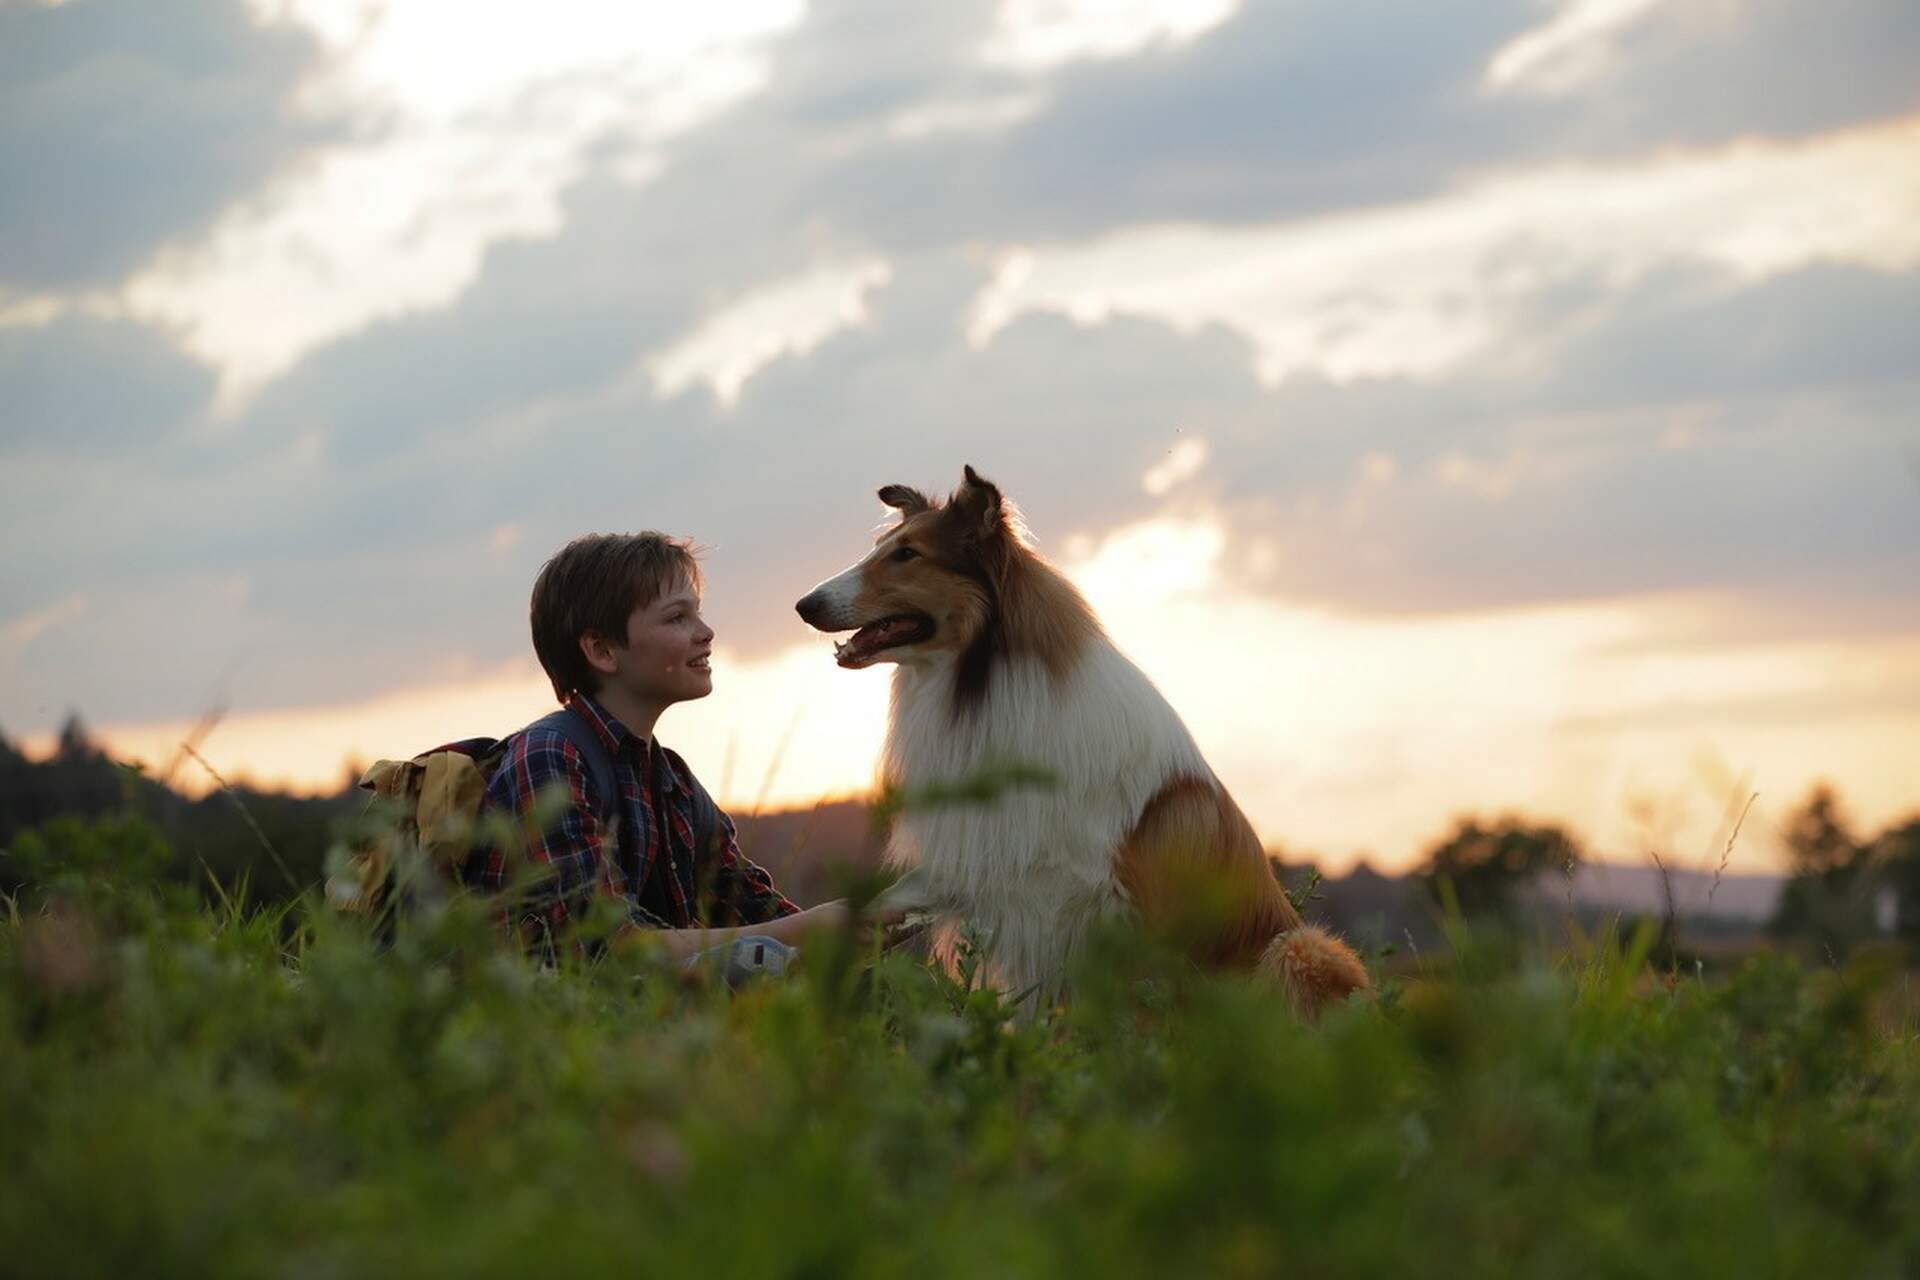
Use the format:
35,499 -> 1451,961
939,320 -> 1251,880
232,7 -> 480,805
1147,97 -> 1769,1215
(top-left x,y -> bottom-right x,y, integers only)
565,690 -> 679,794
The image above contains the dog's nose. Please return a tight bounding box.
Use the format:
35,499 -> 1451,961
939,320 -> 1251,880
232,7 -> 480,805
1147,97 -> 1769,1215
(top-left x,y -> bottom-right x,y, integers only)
795,590 -> 825,627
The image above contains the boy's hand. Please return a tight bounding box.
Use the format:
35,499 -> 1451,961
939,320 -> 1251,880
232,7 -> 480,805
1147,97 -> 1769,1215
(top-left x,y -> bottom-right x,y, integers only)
794,900 -> 852,935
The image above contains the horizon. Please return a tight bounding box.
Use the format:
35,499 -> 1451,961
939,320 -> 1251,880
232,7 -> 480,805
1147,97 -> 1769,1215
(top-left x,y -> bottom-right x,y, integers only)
3,707 -> 1831,901
4,0 -> 1917,877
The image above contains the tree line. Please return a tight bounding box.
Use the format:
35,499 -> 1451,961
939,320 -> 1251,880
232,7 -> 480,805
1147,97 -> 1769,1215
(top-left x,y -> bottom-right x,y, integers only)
1405,788 -> 1920,957
0,716 -> 357,903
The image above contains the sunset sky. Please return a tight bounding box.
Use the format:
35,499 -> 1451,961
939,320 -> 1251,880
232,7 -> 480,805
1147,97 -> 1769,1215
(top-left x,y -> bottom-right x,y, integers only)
3,0 -> 1917,875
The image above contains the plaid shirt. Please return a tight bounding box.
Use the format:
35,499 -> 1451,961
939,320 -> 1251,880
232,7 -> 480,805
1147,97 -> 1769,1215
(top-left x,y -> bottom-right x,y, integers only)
471,692 -> 798,938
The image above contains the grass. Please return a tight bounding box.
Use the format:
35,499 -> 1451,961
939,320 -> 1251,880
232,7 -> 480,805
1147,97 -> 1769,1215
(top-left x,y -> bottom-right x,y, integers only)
4,812 -> 1920,1279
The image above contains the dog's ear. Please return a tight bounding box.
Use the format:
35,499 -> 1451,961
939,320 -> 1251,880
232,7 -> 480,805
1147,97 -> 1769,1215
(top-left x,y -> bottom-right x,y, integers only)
877,484 -> 930,516
952,464 -> 1004,538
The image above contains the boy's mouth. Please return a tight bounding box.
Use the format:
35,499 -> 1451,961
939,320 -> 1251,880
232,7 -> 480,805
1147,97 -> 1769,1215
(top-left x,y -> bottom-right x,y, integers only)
832,614 -> 935,668
688,653 -> 711,671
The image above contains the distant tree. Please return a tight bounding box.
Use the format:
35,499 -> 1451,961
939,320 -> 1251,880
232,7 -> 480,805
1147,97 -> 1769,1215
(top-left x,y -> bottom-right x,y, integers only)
1783,785 -> 1858,875
1872,818 -> 1920,943
0,719 -> 358,905
55,713 -> 97,761
1416,816 -> 1582,920
1768,784 -> 1880,954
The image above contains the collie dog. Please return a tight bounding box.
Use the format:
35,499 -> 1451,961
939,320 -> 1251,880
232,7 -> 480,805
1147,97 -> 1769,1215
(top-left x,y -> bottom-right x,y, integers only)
796,466 -> 1370,1018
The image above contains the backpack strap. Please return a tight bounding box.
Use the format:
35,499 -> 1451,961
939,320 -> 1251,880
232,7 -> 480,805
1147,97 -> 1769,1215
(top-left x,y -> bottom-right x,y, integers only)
525,707 -> 621,826
682,760 -> 721,863
630,741 -> 720,864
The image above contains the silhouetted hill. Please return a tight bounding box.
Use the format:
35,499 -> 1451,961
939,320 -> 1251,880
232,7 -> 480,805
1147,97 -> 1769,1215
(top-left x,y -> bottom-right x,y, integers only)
1559,861 -> 1781,923
0,717 -> 358,901
1302,859 -> 1431,951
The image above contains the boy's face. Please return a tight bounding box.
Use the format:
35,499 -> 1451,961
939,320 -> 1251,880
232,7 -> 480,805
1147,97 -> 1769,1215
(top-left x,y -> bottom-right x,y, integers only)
592,576 -> 714,711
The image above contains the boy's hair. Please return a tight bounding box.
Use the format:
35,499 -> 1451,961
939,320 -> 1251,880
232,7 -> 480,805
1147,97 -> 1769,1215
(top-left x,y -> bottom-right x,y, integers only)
530,532 -> 703,703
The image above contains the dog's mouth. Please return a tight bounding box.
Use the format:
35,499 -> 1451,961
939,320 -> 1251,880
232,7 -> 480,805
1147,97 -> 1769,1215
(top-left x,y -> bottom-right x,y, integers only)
833,613 -> 936,668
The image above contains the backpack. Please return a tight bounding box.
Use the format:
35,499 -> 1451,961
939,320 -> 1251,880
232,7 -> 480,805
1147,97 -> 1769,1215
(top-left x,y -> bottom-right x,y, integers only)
326,706 -> 713,919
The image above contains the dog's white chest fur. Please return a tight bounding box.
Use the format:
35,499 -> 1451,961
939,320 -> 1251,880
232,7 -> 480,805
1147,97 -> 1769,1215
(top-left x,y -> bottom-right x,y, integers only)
883,643 -> 1210,1000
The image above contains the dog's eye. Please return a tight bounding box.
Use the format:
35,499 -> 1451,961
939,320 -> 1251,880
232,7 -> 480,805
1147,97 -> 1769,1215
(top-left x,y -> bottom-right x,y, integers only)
889,546 -> 919,563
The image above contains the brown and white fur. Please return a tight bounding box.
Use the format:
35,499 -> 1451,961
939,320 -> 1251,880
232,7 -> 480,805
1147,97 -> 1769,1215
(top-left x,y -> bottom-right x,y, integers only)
795,466 -> 1370,1019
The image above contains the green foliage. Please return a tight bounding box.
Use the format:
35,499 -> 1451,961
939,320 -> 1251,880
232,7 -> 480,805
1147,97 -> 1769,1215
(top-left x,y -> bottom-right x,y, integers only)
6,814 -> 1920,1278
1282,864 -> 1324,914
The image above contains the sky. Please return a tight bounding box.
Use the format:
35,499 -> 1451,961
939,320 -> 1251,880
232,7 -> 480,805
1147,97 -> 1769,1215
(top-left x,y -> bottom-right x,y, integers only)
3,0 -> 1917,875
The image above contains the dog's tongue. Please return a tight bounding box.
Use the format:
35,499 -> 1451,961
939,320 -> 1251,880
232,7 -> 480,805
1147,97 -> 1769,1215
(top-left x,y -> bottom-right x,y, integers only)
834,617 -> 920,667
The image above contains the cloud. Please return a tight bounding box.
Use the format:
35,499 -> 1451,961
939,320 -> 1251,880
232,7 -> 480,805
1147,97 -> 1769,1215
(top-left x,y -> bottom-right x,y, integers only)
1526,0 -> 1920,145
0,529 -> 533,729
119,0 -> 808,407
648,257 -> 894,405
1542,262 -> 1920,406
970,117 -> 1920,387
1,247 -> 1263,726
20,0 -> 1916,389
8,189 -> 1918,731
723,0 -> 1919,253
224,160 -> 869,465
1221,394 -> 1919,620
982,0 -> 1241,71
1486,0 -> 1669,95
93,0 -> 1920,412
0,312 -> 213,456
0,0 -> 338,291
975,0 -> 1539,234
376,0 -> 1526,299
0,593 -> 88,670
1141,437 -> 1209,496
1189,304 -> 1920,629
7,0 -> 1920,744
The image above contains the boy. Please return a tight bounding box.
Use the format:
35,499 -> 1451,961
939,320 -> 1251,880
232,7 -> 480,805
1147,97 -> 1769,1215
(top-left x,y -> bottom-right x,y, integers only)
471,531 -> 849,965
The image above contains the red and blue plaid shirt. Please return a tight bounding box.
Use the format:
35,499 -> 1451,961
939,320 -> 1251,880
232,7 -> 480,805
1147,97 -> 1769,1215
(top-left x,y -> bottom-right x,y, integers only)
471,692 -> 797,939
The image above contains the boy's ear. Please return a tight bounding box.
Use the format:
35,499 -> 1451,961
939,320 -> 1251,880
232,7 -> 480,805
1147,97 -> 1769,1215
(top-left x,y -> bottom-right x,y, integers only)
952,464 -> 1003,539
578,630 -> 620,680
878,484 -> 930,515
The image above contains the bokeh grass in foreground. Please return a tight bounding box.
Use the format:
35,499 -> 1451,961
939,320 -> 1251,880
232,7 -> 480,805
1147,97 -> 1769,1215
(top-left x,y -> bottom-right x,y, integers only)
4,813 -> 1919,1279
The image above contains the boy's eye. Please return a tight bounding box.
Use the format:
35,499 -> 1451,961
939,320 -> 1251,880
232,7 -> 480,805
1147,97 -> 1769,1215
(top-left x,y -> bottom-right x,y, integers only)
889,546 -> 919,563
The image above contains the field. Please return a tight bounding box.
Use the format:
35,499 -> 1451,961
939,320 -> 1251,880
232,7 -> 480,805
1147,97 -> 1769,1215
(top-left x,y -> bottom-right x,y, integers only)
5,812 -> 1920,1279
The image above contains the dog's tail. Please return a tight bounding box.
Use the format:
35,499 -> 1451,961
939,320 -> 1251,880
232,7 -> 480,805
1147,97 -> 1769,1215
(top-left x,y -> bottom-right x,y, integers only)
1256,924 -> 1372,1021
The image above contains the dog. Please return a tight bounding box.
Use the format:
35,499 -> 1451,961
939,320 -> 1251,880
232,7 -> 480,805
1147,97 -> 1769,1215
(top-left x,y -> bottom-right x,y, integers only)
795,466 -> 1370,1018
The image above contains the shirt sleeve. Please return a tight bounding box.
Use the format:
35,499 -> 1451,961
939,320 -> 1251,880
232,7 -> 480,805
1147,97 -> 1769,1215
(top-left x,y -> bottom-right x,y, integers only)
479,729 -> 672,936
701,803 -> 801,926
